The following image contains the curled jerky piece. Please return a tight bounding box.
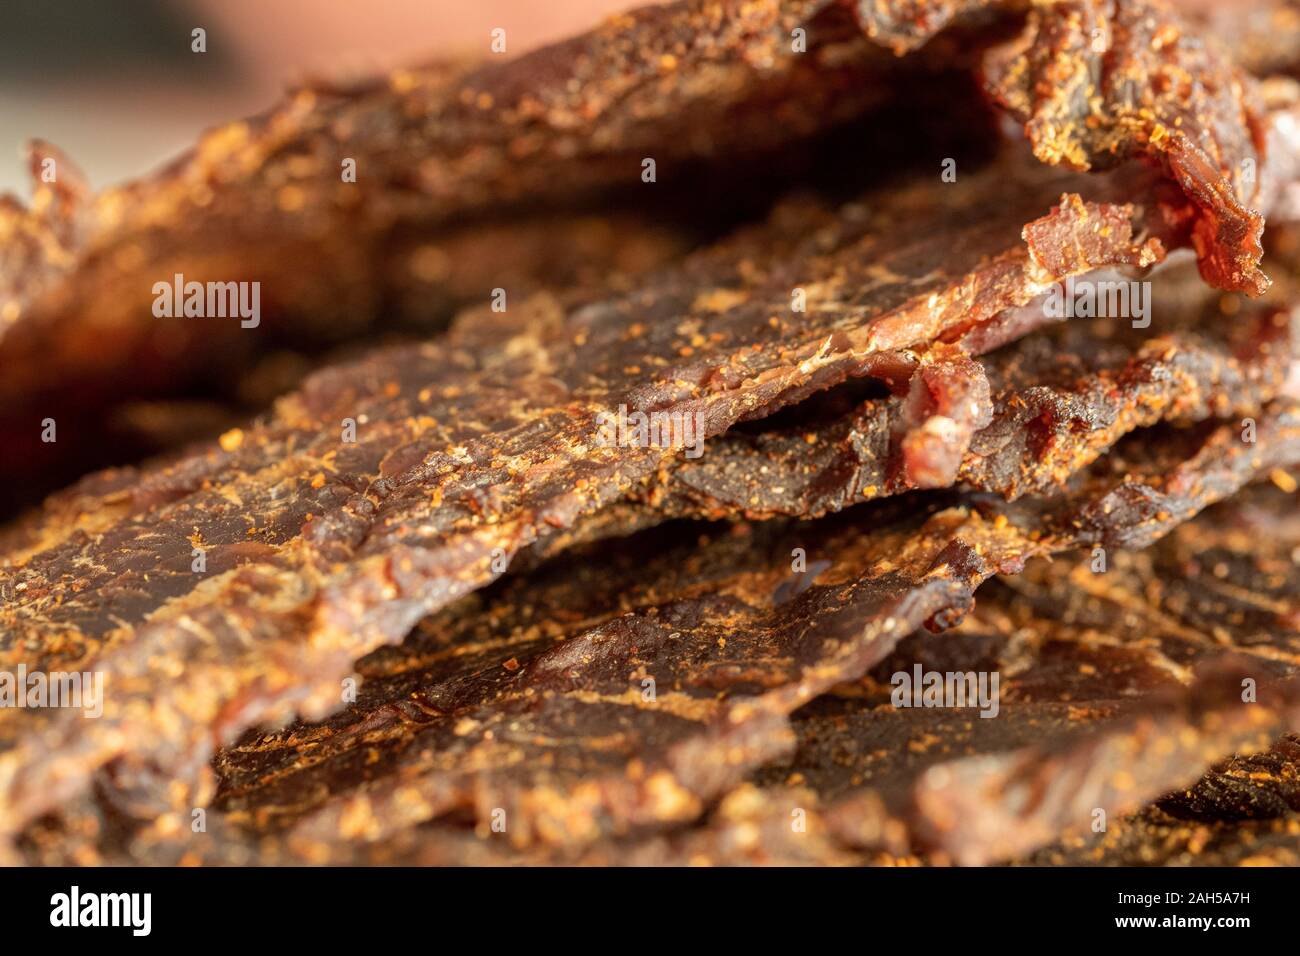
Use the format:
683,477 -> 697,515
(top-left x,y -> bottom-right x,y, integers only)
985,0 -> 1272,294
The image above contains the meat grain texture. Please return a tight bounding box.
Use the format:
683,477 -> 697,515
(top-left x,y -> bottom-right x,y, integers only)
4,0 -> 1300,866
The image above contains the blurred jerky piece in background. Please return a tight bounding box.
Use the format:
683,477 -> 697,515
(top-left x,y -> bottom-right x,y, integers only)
0,0 -> 1008,515
1178,0 -> 1300,79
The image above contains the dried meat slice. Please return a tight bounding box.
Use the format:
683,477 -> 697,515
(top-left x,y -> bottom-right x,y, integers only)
0,195 -> 700,519
0,0 -> 1011,515
355,455 -> 1300,868
985,0 -> 1273,294
4,0 -> 1294,518
632,269 -> 1300,519
813,665 -> 1300,864
1019,734 -> 1300,865
20,410 -> 1300,865
13,494 -> 1028,865
0,151 -> 1167,564
0,1 -> 892,341
0,0 -> 1038,355
852,0 -> 1287,291
772,480 -> 1300,864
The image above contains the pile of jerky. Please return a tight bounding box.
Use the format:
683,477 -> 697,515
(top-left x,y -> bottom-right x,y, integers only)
3,0 -> 1300,866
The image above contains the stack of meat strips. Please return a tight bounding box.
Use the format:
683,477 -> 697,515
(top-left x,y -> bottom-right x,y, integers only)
4,0 -> 1300,866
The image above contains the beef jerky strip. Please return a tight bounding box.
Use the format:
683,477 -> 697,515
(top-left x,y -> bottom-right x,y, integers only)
0,188 -> 1279,858
812,660 -> 1300,865
599,246 -> 1300,530
1018,735 -> 1300,865
1007,480 -> 1300,865
848,0 -> 1280,292
363,675 -> 1300,866
0,143 -> 1035,543
994,477 -> 1300,679
1168,737 -> 1300,822
451,258 -> 1221,532
2,0 -> 1289,858
0,1 -> 995,443
202,496 -> 1036,854
629,270 -> 1300,520
12,491 -> 1032,865
31,405 -> 1300,866
0,149 -> 1159,563
0,0 -> 1036,345
10,11 -> 1300,546
489,419 -> 1300,864
0,213 -> 695,520
860,0 -> 1300,75
542,480 -> 1300,868
1,0 -> 1285,514
984,0 -> 1273,294
0,0 -> 879,340
790,479 -> 1300,863
16,515 -> 870,865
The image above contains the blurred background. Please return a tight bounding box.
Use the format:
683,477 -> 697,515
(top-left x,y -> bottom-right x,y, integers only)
0,0 -> 632,194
